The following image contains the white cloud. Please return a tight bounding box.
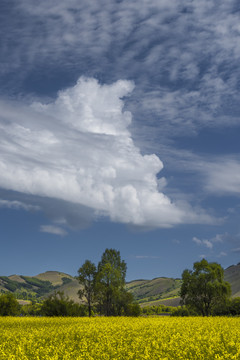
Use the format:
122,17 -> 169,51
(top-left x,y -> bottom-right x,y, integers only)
204,160 -> 240,195
40,225 -> 67,236
217,251 -> 227,257
0,77 -> 214,228
0,199 -> 40,211
1,0 -> 240,138
193,236 -> 213,249
193,232 -> 227,250
193,237 -> 202,246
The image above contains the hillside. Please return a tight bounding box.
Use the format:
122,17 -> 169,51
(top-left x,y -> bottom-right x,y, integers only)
126,277 -> 182,306
224,263 -> 240,298
0,271 -> 80,303
1,263 -> 240,307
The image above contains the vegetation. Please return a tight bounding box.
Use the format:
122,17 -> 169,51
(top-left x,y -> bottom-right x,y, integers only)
0,293 -> 20,316
0,259 -> 240,317
77,260 -> 97,317
78,248 -> 141,316
41,291 -> 87,317
126,277 -> 182,304
141,304 -> 175,315
1,317 -> 240,358
180,259 -> 231,316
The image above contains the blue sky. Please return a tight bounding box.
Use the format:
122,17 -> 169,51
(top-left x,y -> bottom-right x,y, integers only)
0,0 -> 240,281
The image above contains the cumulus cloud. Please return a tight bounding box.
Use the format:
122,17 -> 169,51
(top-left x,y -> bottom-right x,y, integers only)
40,225 -> 67,236
0,77 -> 214,228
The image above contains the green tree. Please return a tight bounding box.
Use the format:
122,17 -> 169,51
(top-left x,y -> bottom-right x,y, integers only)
96,248 -> 127,316
0,293 -> 20,316
226,297 -> 240,316
41,291 -> 87,316
180,259 -> 231,316
77,260 -> 97,317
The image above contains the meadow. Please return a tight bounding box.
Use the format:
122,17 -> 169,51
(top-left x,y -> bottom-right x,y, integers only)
0,317 -> 240,359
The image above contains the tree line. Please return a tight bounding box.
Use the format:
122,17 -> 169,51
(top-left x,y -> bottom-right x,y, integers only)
0,248 -> 140,317
0,253 -> 240,317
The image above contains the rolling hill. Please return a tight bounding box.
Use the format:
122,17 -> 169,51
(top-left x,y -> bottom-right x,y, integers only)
0,263 -> 240,307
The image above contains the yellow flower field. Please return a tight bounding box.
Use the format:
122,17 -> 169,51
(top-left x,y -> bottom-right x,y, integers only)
0,317 -> 240,359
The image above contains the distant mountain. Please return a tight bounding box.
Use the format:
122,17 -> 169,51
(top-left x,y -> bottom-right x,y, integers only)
1,264 -> 240,307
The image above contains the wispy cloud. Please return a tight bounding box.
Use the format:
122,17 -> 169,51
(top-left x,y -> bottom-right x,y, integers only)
1,0 -> 240,137
0,199 -> 40,211
193,237 -> 213,249
204,160 -> 240,195
40,225 -> 67,237
216,251 -> 227,258
193,233 -> 226,249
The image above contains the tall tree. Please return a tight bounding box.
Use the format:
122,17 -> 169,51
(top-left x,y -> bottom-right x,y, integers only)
77,260 -> 97,317
96,248 -> 127,316
180,259 -> 231,316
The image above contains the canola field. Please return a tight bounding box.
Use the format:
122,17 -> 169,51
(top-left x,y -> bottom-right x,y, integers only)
0,317 -> 240,359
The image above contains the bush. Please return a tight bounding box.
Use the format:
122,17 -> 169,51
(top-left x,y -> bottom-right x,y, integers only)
41,291 -> 87,316
0,293 -> 20,316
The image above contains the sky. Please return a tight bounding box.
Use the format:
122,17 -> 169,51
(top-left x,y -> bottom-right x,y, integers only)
0,0 -> 240,281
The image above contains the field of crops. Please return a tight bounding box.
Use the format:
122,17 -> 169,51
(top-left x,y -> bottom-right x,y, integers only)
0,316 -> 240,359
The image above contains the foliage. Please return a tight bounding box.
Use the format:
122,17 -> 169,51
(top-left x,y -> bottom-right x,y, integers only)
180,259 -> 231,316
41,291 -> 87,316
171,306 -> 197,317
1,317 -> 240,358
0,293 -> 20,316
228,297 -> 240,316
20,303 -> 43,316
142,304 -> 175,315
77,260 -> 97,317
213,297 -> 240,316
77,248 -> 138,316
95,248 -> 128,316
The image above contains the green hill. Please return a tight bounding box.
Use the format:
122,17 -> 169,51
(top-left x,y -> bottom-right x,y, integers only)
0,271 -> 79,302
0,263 -> 240,307
126,277 -> 182,306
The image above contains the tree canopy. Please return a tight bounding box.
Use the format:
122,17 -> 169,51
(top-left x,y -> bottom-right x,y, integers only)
77,248 -> 139,316
0,293 -> 20,316
180,258 -> 231,316
41,291 -> 86,317
77,260 -> 97,317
